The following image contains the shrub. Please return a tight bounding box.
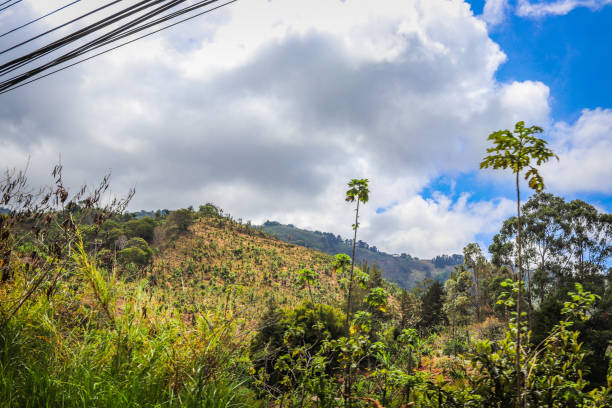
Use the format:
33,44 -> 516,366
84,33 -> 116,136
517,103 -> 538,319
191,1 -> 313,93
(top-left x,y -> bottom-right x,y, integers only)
167,209 -> 194,233
250,302 -> 345,390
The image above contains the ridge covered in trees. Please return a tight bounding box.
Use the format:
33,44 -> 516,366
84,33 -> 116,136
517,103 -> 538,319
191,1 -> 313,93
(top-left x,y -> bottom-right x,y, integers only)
259,221 -> 462,288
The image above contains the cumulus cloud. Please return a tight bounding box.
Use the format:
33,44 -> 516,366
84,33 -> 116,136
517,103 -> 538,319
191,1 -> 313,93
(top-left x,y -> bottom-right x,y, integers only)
369,194 -> 516,258
542,108 -> 612,194
0,0 -> 557,256
516,0 -> 612,17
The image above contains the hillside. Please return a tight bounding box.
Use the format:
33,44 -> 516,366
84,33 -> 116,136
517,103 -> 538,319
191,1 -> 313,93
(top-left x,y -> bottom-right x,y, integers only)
259,221 -> 462,287
2,192 -> 610,407
152,215 -> 345,332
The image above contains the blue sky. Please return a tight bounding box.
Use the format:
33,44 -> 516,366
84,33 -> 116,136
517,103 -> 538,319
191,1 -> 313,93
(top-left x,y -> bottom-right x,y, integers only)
422,0 -> 612,212
467,1 -> 612,122
1,0 -> 610,258
425,0 -> 612,252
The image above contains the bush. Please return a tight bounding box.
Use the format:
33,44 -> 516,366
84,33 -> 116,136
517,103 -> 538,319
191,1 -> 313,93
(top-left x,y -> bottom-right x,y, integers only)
125,217 -> 156,242
118,238 -> 152,267
168,209 -> 194,233
250,302 -> 345,390
442,337 -> 468,356
198,203 -> 222,218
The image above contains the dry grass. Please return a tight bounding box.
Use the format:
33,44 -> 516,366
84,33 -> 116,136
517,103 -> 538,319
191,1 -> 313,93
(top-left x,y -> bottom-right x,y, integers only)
151,216 -> 343,339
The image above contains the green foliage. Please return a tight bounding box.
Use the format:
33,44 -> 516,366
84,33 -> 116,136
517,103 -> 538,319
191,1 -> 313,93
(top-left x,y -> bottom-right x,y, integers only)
481,120 -> 559,407
168,208 -> 194,233
345,178 -> 370,208
118,237 -> 153,267
418,280 -> 446,331
198,203 -> 223,218
491,192 -> 611,386
364,287 -> 388,313
250,302 -> 345,391
332,253 -> 351,272
480,121 -> 558,192
296,268 -> 318,303
125,217 -> 156,242
466,283 -> 611,408
443,268 -> 472,349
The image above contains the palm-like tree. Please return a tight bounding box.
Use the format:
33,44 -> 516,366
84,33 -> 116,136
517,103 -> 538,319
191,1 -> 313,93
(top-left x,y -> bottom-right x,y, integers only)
344,178 -> 369,331
480,121 -> 557,408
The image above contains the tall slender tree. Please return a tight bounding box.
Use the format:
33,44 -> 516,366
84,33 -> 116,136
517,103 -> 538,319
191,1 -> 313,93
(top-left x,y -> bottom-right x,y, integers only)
344,178 -> 369,332
463,243 -> 486,322
480,121 -> 557,408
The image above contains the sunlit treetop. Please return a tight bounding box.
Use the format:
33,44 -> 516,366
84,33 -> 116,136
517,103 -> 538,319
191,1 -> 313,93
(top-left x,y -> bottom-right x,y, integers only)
480,121 -> 558,192
345,178 -> 370,204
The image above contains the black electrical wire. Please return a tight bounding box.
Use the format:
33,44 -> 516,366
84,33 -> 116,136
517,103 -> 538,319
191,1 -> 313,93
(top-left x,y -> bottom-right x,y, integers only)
0,0 -> 201,84
0,0 -> 237,95
0,0 -> 166,74
0,0 -> 82,39
94,0 -> 221,50
0,0 -> 187,82
0,1 -> 123,55
0,1 -> 172,83
0,0 -> 22,13
0,0 -> 15,7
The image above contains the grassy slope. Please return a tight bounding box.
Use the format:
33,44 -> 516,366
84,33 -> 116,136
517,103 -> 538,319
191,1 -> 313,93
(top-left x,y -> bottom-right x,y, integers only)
260,222 -> 457,288
0,214 -> 350,407
153,216 -> 343,335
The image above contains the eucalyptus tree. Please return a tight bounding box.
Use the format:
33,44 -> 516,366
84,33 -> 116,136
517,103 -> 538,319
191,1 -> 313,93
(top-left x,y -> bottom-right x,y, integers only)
480,121 -> 557,408
463,243 -> 486,322
344,178 -> 370,331
442,267 -> 473,353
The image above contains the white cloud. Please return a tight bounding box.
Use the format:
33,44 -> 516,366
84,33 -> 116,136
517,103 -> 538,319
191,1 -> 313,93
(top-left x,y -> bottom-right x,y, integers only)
482,0 -> 511,27
516,0 -> 612,17
0,0 -> 557,257
369,194 -> 516,258
542,108 -> 612,193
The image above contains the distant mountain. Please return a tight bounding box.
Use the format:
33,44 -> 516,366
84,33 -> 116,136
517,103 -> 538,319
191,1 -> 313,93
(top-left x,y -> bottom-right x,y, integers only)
259,221 -> 463,288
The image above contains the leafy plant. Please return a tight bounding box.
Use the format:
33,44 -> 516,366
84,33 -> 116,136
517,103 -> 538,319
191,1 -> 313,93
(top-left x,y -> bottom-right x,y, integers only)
481,120 -> 558,408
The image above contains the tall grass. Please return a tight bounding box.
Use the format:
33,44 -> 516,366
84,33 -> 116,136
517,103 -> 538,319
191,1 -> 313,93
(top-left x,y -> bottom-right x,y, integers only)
0,234 -> 255,407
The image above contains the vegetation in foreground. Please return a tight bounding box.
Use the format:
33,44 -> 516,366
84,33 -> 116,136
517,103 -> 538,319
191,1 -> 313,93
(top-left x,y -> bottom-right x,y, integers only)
0,122 -> 611,407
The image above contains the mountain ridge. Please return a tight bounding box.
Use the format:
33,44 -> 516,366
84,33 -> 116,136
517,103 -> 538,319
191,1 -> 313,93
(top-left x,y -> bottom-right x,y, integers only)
258,220 -> 463,288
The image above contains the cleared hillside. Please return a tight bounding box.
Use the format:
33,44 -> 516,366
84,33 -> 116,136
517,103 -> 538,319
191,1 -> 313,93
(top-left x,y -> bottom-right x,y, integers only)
152,215 -> 343,333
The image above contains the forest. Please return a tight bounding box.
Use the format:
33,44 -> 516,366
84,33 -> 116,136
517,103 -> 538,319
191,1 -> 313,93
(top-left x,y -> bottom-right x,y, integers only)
0,123 -> 611,408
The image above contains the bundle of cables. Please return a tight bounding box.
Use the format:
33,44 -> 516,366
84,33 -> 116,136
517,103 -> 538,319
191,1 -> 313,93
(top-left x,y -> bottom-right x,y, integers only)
0,0 -> 237,94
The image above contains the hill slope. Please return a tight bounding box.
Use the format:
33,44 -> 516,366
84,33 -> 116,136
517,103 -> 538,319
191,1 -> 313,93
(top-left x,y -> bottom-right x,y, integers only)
152,215 -> 344,333
259,221 -> 462,287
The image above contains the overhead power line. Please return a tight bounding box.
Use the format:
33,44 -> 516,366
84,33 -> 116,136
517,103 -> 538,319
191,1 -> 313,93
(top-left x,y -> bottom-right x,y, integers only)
0,0 -> 22,14
0,0 -> 175,80
0,1 -> 124,55
1,0 -> 165,62
0,0 -> 238,95
0,0 -> 82,39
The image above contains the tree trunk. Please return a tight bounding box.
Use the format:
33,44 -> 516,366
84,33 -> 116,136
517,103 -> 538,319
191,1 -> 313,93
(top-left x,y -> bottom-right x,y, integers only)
474,264 -> 481,322
344,199 -> 360,408
527,266 -> 533,331
515,171 -> 523,408
346,198 -> 360,332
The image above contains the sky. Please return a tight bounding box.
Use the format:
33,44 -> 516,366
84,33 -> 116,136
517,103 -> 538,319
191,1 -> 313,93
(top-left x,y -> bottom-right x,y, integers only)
0,0 -> 610,258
